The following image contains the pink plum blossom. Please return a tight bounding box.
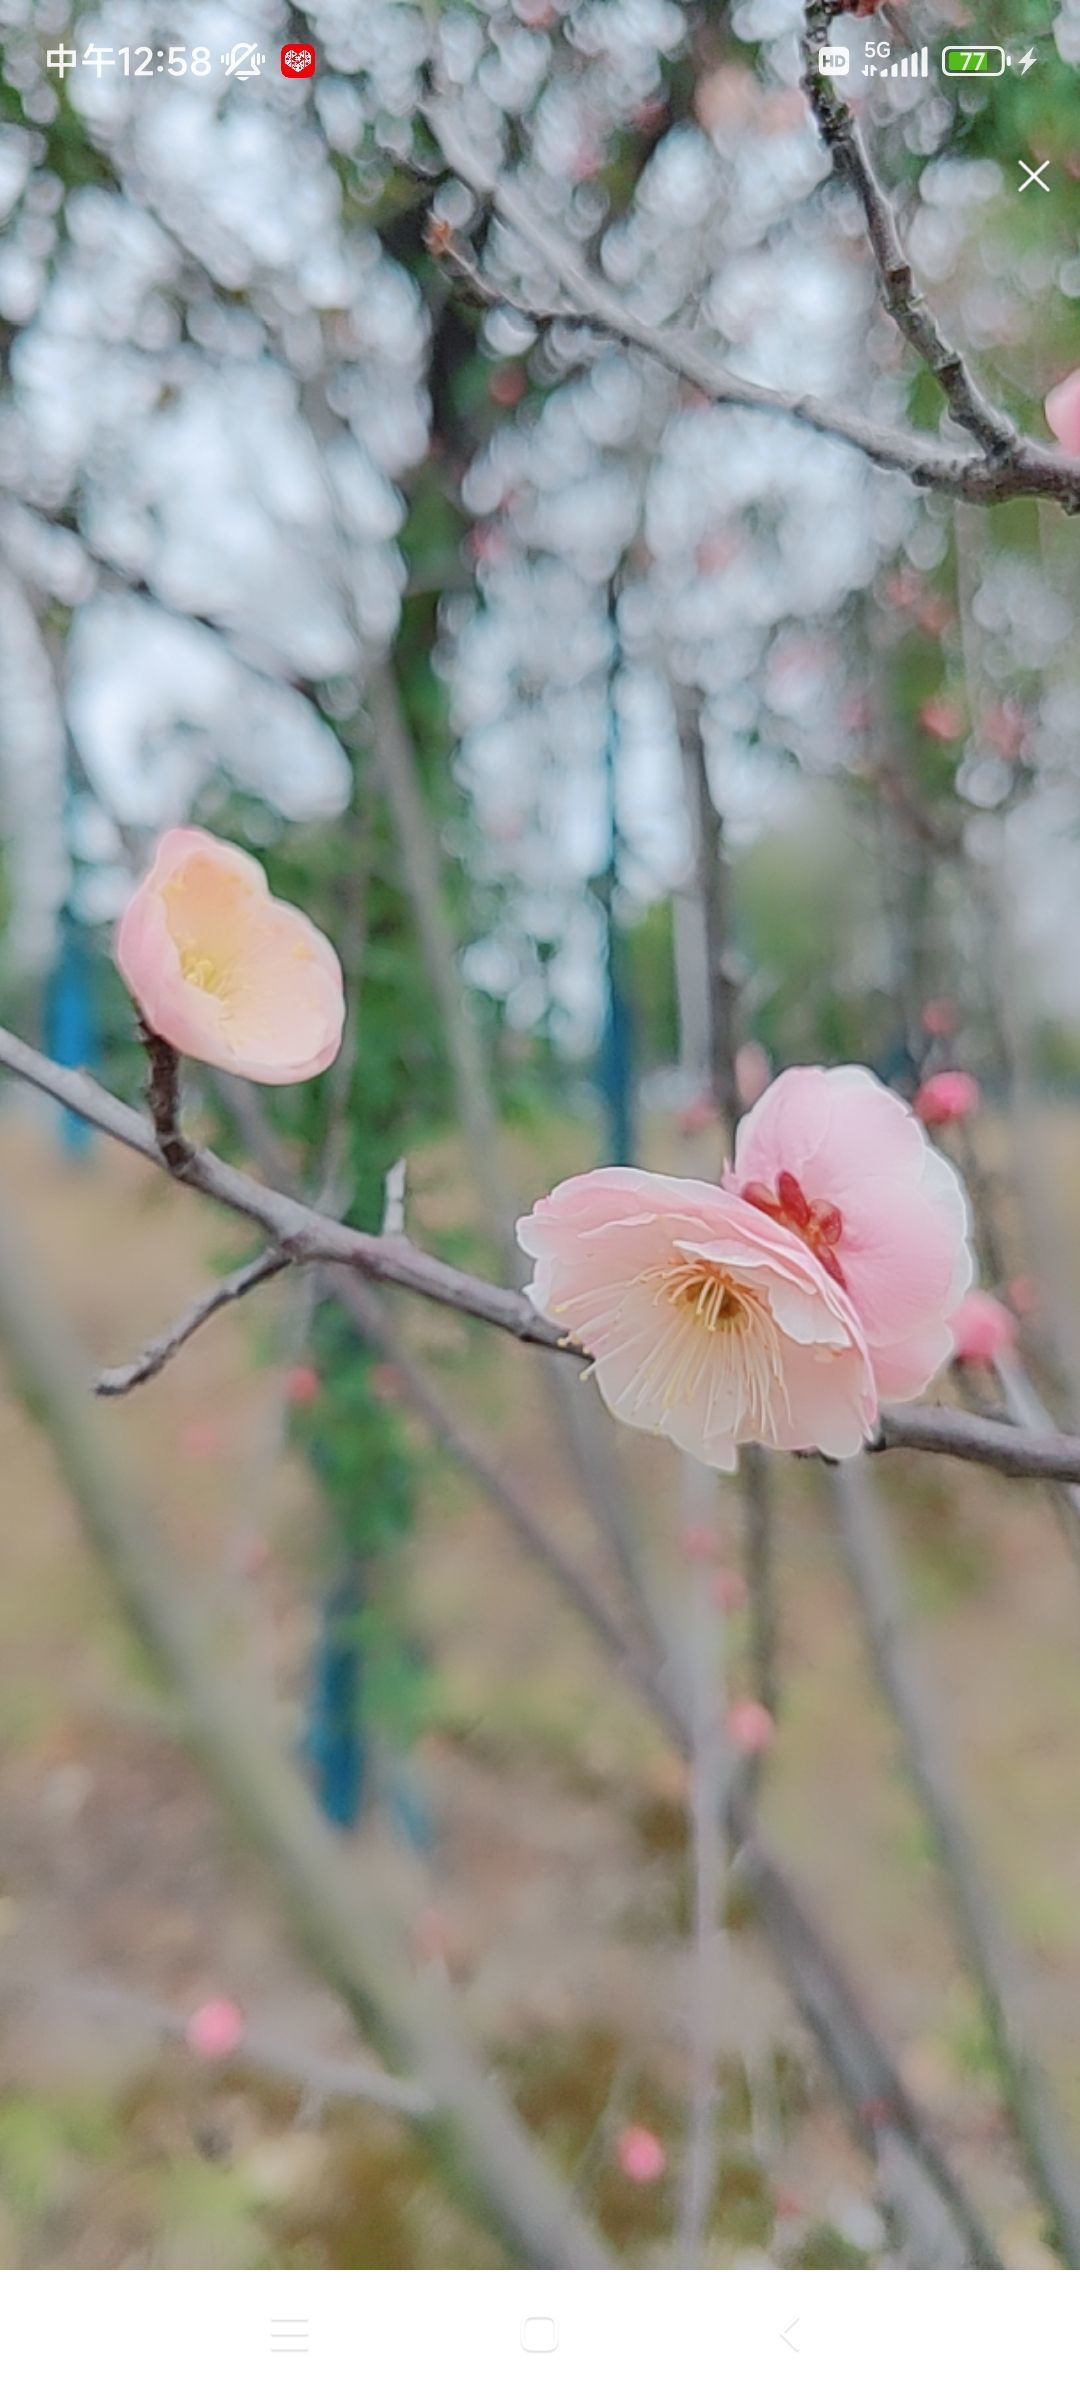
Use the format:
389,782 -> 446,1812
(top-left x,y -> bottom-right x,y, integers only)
115,828 -> 345,1084
185,1998 -> 246,2060
727,1698 -> 775,1754
950,1290 -> 1017,1367
284,1363 -> 321,1407
914,1070 -> 981,1128
517,1167 -> 878,1472
728,1065 -> 972,1404
616,2125 -> 667,2183
1045,368 -> 1080,455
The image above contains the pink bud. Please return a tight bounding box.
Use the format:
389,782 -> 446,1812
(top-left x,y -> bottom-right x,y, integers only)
679,1522 -> 718,1566
921,997 -> 959,1040
185,1998 -> 245,2060
616,2124 -> 667,2184
710,1569 -> 748,1616
981,700 -> 1026,762
914,1070 -> 981,1128
1045,368 -> 1080,455
1007,1274 -> 1040,1318
735,1041 -> 772,1108
489,364 -> 526,408
950,1290 -> 1017,1367
727,1698 -> 775,1755
180,1418 -> 221,1461
919,695 -> 965,743
677,1092 -> 718,1138
285,1363 -> 320,1407
369,1363 -> 405,1404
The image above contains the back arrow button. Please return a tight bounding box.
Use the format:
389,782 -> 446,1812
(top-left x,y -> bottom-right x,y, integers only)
781,2319 -> 800,2353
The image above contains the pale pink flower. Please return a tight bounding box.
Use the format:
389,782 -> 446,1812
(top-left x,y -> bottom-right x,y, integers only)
914,1069 -> 981,1128
1045,368 -> 1080,455
616,2124 -> 667,2184
950,1290 -> 1017,1367
284,1363 -> 321,1408
728,1065 -> 972,1404
115,828 -> 345,1084
517,1167 -> 877,1472
185,1997 -> 245,2060
727,1698 -> 775,1754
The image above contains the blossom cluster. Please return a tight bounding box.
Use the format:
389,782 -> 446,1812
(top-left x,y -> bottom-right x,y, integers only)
518,1068 -> 974,1471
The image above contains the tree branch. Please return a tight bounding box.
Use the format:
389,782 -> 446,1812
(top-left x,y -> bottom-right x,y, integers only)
95,1247 -> 289,1397
801,2 -> 1020,465
831,1457 -> 1080,2262
0,1020 -> 1003,2259
0,1194 -> 611,2270
8,1022 -> 1080,1489
424,106 -> 1080,513
140,1022 -> 194,1175
873,1404 -> 1080,1484
4,1976 -> 433,2121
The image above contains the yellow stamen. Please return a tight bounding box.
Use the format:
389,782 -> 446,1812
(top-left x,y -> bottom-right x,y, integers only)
175,943 -> 239,1001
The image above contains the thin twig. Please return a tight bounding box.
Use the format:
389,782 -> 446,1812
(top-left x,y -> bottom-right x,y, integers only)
740,1446 -> 780,1722
366,659 -> 662,1644
212,1061 -> 1000,2264
423,106 -> 1080,512
677,691 -> 742,1146
674,1457 -> 726,2264
2,1976 -> 433,2120
0,1195 -> 611,2271
95,1248 -> 289,1396
139,1021 -> 194,1175
801,2 -> 1020,466
830,1457 -> 1080,2263
8,1022 -> 1080,1485
873,1405 -> 1080,1484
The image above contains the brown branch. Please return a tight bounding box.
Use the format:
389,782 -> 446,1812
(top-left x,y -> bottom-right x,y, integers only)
222,1085 -> 998,2261
831,1457 -> 1080,2262
0,1022 -> 1002,2261
874,1404 -> 1080,1484
423,106 -> 1080,513
366,657 -> 661,1645
801,3 -> 1020,466
95,1248 -> 289,1397
4,1976 -> 433,2120
139,1021 -> 194,1174
8,1023 -> 1080,1492
677,690 -> 742,1146
0,1194 -> 611,2270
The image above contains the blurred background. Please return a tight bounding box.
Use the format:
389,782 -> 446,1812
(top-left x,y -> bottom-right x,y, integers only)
2,0 -> 1080,2272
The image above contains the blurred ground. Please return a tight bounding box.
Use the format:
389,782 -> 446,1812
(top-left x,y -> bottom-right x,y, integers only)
3,1096 -> 1080,2267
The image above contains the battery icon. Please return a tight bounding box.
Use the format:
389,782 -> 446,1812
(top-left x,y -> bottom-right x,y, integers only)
941,44 -> 1006,75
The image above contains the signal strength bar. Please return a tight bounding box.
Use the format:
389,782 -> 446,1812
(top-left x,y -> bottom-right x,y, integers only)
882,45 -> 929,77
